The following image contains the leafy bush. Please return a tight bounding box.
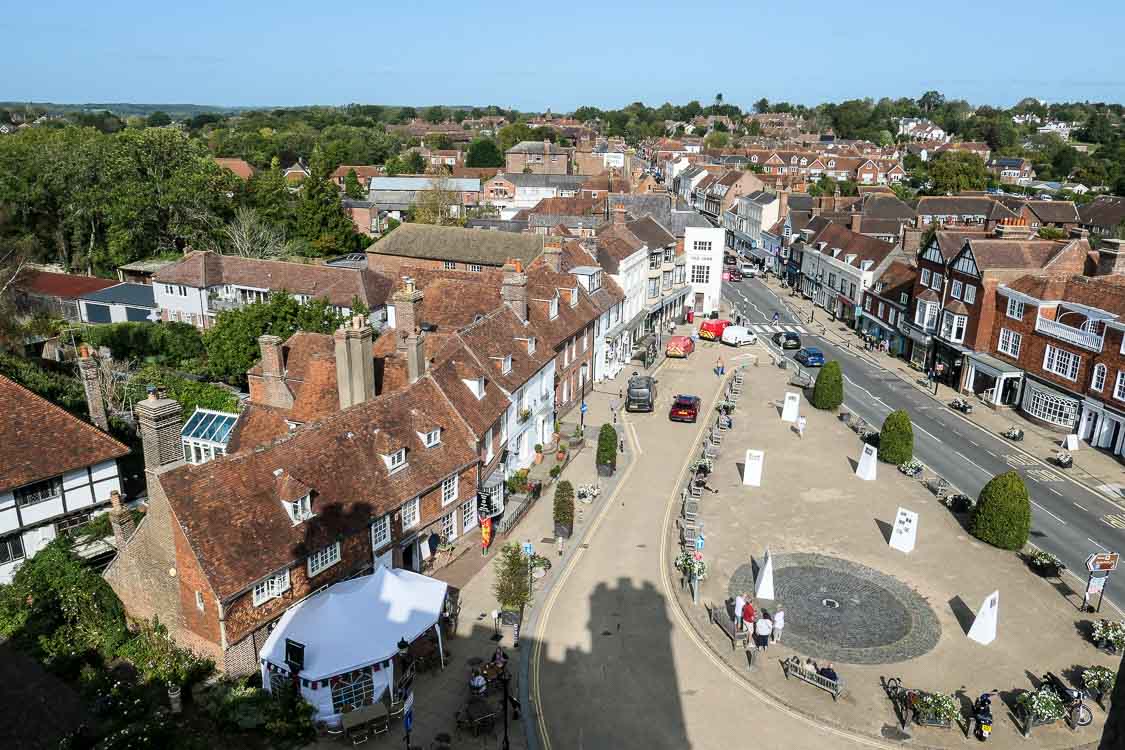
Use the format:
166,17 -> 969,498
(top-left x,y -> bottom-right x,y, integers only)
553,481 -> 575,529
597,424 -> 617,469
130,364 -> 240,416
202,674 -> 314,744
493,543 -> 533,613
118,617 -> 215,688
0,351 -> 88,417
1083,665 -> 1117,695
505,468 -> 530,496
969,471 -> 1031,550
810,360 -> 843,410
84,321 -> 205,371
878,409 -> 913,464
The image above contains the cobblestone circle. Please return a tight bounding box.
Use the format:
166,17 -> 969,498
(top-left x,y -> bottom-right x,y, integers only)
727,553 -> 940,664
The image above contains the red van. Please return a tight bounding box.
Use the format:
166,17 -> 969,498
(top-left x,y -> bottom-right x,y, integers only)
698,319 -> 732,341
665,335 -> 695,358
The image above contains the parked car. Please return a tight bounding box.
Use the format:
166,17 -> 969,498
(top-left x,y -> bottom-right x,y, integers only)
665,335 -> 695,358
739,262 -> 758,276
795,347 -> 825,367
625,374 -> 658,412
721,326 -> 758,347
669,394 -> 701,423
772,331 -> 802,350
699,319 -> 732,341
729,268 -> 743,282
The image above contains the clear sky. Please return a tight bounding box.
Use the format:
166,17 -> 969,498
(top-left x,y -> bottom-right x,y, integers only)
3,0 -> 1124,110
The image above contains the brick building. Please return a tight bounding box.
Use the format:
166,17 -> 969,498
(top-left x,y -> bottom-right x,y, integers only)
505,140 -> 570,175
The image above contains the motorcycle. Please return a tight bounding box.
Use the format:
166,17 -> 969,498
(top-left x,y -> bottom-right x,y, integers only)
949,397 -> 974,414
1001,426 -> 1024,442
973,691 -> 997,741
1044,672 -> 1093,728
577,483 -> 601,503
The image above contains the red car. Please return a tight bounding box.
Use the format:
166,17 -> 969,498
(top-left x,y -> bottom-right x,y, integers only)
669,394 -> 701,423
698,319 -> 732,341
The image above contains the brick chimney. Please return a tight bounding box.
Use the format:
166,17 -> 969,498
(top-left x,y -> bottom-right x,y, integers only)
253,335 -> 295,409
108,489 -> 135,549
502,260 -> 528,322
777,191 -> 789,219
543,138 -> 551,156
77,346 -> 108,431
405,331 -> 426,384
392,276 -> 424,334
135,389 -> 184,471
612,206 -> 627,226
259,335 -> 284,378
334,316 -> 375,409
850,213 -> 862,233
1097,239 -> 1125,276
543,238 -> 562,273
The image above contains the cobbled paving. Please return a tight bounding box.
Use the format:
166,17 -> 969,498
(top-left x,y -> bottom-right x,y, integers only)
728,553 -> 941,664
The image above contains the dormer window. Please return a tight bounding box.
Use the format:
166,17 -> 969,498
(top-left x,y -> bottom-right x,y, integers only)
287,494 -> 313,524
845,254 -> 857,265
570,287 -> 579,307
828,160 -> 835,168
422,429 -> 441,447
462,376 -> 486,399
549,297 -> 559,320
503,355 -> 513,374
528,337 -> 536,355
386,448 -> 407,474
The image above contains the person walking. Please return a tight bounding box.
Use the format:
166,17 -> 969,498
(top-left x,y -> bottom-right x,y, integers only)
772,607 -> 785,643
741,599 -> 756,633
772,311 -> 780,325
733,593 -> 746,631
754,610 -> 774,651
715,356 -> 725,377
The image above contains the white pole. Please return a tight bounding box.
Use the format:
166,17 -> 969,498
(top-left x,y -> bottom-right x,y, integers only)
434,622 -> 445,669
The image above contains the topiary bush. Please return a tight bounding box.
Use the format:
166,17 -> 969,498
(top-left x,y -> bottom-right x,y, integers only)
597,424 -> 617,472
970,471 -> 1031,550
811,360 -> 844,410
878,409 -> 914,464
553,480 -> 575,538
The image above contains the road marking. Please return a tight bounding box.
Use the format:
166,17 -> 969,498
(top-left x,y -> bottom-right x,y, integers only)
985,450 -> 998,457
1074,502 -> 1088,511
1030,500 -> 1067,524
1047,487 -> 1063,496
627,420 -> 642,455
1088,537 -> 1109,551
1028,468 -> 1065,483
1101,513 -> 1125,529
912,423 -> 937,440
1005,453 -> 1038,468
955,451 -> 988,474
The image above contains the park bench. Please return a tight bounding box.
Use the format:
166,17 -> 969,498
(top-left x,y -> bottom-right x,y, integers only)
781,656 -> 845,701
707,602 -> 750,651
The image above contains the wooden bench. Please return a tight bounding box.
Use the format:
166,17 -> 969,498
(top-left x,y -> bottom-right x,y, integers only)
707,602 -> 749,651
781,656 -> 845,701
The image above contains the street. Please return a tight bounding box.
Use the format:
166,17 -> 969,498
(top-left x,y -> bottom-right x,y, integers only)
724,276 -> 1125,612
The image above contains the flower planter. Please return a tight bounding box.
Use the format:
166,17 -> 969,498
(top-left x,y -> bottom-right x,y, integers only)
534,452 -> 543,465
554,521 -> 572,539
1032,563 -> 1063,578
168,685 -> 182,714
913,713 -> 952,729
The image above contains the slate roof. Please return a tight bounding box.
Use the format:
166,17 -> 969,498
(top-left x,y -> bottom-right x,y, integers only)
1026,200 -> 1081,225
507,140 -> 568,155
915,196 -> 1001,216
369,224 -> 544,267
80,283 -> 156,308
157,376 -> 478,600
1079,196 -> 1125,229
861,193 -> 916,221
626,216 -> 676,248
15,270 -> 117,300
154,252 -> 393,309
0,375 -> 129,493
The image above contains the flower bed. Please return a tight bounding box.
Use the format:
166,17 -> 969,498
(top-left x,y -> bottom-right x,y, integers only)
898,458 -> 923,477
1016,685 -> 1067,734
1092,619 -> 1125,653
911,691 -> 958,727
1027,550 -> 1064,577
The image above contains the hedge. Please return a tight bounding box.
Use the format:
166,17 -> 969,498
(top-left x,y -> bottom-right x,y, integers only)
553,480 -> 575,528
878,409 -> 914,464
811,360 -> 844,410
597,424 -> 618,469
970,471 -> 1031,550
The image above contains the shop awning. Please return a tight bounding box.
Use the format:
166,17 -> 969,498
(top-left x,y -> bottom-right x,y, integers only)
966,351 -> 1023,378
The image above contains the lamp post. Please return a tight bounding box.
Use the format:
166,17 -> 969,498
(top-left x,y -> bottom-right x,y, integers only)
397,637 -> 411,749
499,668 -> 521,750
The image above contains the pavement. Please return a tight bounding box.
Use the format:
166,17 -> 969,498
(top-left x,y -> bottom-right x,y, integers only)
725,275 -> 1125,616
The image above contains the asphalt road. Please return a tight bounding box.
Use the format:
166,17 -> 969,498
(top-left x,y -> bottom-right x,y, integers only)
723,276 -> 1125,612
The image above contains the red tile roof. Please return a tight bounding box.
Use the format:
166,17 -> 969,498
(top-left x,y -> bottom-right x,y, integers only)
0,375 -> 129,493
15,270 -> 117,300
214,158 -> 255,180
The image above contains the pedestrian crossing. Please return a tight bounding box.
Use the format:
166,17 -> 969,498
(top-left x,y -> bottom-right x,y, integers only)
746,324 -> 809,335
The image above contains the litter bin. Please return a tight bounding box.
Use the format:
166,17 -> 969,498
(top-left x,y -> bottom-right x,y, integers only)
686,309 -> 695,324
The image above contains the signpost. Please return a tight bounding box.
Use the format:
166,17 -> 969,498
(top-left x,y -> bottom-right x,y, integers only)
888,507 -> 918,553
781,392 -> 800,423
1084,552 -> 1119,612
856,443 -> 878,481
967,590 -> 1000,646
694,534 -> 705,551
743,449 -> 764,487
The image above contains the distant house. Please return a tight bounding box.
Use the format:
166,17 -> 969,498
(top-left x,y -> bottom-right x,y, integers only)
482,173 -> 588,216
366,223 -> 544,274
505,140 -> 570,175
330,165 -> 383,191
213,157 -> 255,181
284,159 -> 310,184
79,283 -> 158,324
14,270 -> 118,322
116,259 -> 177,285
368,176 -> 481,220
1078,196 -> 1125,239
988,157 -> 1036,186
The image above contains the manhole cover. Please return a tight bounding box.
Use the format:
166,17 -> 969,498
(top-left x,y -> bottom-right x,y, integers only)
822,598 -> 840,609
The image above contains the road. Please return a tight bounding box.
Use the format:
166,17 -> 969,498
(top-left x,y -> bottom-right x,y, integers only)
724,276 -> 1124,611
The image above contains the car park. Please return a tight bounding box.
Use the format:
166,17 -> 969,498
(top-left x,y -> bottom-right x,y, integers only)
720,325 -> 758,347
699,319 -> 732,341
669,394 -> 701,423
772,331 -> 802,350
795,347 -> 825,367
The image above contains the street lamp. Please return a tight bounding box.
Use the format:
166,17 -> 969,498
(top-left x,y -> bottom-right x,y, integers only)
499,669 -> 521,750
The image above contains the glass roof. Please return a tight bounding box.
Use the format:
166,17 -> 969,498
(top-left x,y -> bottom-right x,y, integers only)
181,408 -> 238,446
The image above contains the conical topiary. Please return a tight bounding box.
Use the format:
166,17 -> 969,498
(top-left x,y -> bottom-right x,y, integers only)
811,360 -> 844,410
878,409 -> 914,464
970,471 -> 1031,550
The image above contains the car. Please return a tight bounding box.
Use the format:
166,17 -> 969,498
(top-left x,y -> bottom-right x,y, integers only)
795,347 -> 825,367
625,374 -> 658,412
729,269 -> 743,282
665,335 -> 695,358
721,325 -> 758,347
739,262 -> 759,276
699,319 -> 732,341
772,331 -> 802,350
669,394 -> 701,423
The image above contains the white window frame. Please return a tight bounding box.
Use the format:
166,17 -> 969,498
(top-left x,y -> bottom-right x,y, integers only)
1115,371 -> 1125,401
443,260 -> 457,270
307,542 -> 341,578
423,429 -> 440,447
963,285 -> 976,304
1092,364 -> 1107,392
402,496 -> 420,530
441,474 -> 458,506
940,311 -> 968,343
195,590 -> 205,612
1043,345 -> 1081,381
252,569 -> 291,606
930,272 -> 943,291
549,297 -> 559,319
461,497 -> 478,533
440,511 -> 457,541
998,328 -> 1021,358
950,280 -> 962,300
1006,298 -> 1024,320
388,448 -> 407,473
469,264 -> 483,273
920,268 -> 931,287
371,514 -> 391,551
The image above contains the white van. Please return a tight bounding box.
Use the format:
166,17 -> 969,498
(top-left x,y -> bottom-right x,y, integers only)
721,325 -> 758,347
738,261 -> 758,277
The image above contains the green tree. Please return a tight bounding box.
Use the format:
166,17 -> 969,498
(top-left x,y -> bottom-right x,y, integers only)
928,151 -> 989,194
423,106 -> 446,124
811,360 -> 844,410
918,90 -> 946,113
293,147 -> 360,255
754,98 -> 770,114
146,111 -> 172,127
703,131 -> 729,150
248,157 -> 296,236
747,120 -> 762,137
130,363 -> 240,415
403,151 -> 426,174
969,471 -> 1031,550
343,168 -> 366,199
493,542 -> 533,613
878,409 -> 914,464
597,423 -> 618,470
553,480 -> 575,537
466,137 -> 504,168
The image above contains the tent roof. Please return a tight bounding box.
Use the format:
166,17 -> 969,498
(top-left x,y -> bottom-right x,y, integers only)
261,567 -> 447,681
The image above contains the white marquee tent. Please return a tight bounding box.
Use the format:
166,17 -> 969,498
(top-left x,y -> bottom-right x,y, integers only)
260,566 -> 448,721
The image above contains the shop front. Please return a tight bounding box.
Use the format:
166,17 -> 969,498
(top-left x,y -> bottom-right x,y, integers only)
899,322 -> 931,370
1019,376 -> 1082,432
1078,398 -> 1125,456
858,313 -> 906,356
836,293 -> 857,328
962,352 -> 1023,406
931,339 -> 964,388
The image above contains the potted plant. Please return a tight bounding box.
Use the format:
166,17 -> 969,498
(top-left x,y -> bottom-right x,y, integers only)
911,691 -> 958,727
555,443 -> 568,463
569,424 -> 584,449
533,443 -> 544,464
596,424 -> 618,477
1016,686 -> 1066,734
519,407 -> 532,423
552,419 -> 561,447
1092,619 -> 1125,653
1082,665 -> 1116,707
898,457 -> 923,477
715,399 -> 736,414
673,550 -> 707,581
1027,549 -> 1065,578
689,458 -> 713,476
553,481 -> 575,539
549,465 -> 561,479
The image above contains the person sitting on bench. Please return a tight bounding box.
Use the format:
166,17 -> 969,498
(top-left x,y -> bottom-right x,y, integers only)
817,663 -> 839,682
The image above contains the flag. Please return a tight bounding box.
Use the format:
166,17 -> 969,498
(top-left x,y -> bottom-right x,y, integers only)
481,517 -> 493,550
403,690 -> 415,732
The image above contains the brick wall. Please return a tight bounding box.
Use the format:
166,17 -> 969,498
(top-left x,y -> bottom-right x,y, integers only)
554,324 -> 594,415
366,254 -> 501,276
506,152 -> 568,175
987,296 -> 1091,397
174,515 -> 223,651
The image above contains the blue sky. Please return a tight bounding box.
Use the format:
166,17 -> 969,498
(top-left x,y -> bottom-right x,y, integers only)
3,1 -> 1124,110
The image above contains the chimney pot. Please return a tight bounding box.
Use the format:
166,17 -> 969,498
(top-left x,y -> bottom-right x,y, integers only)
108,489 -> 135,549
78,349 -> 109,431
135,393 -> 184,472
